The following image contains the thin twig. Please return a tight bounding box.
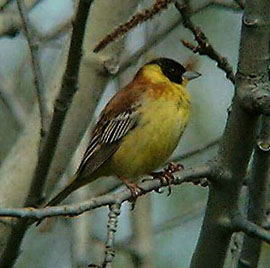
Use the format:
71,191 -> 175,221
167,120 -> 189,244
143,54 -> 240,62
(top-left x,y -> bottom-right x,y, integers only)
16,0 -> 48,137
102,203 -> 121,268
89,204 -> 121,268
93,0 -> 176,53
91,201 -> 205,265
118,0 -> 241,75
175,1 -> 236,85
0,164 -> 212,220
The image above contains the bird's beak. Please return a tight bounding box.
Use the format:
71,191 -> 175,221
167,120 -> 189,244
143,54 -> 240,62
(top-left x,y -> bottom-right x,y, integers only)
183,71 -> 201,81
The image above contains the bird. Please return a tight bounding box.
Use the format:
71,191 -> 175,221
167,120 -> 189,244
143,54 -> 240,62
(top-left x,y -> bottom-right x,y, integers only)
45,57 -> 201,207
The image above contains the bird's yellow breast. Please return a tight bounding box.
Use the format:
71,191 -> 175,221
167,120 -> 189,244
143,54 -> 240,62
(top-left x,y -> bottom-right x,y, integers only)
110,83 -> 190,180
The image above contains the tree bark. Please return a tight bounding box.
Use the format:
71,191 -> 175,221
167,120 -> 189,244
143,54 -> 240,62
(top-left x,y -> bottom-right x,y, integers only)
190,1 -> 270,267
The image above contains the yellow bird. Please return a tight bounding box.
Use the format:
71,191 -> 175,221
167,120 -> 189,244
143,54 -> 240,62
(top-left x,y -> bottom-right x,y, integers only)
46,57 -> 201,207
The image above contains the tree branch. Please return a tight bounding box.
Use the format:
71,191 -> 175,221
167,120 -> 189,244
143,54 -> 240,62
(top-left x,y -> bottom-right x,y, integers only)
118,0 -> 241,76
0,164 -> 211,220
89,204 -> 121,268
231,214 -> 270,244
16,0 -> 48,136
175,1 -> 236,85
28,0 -> 94,207
0,1 -> 94,267
237,117 -> 270,267
238,77 -> 270,115
93,0 -> 175,53
190,1 -> 270,268
102,203 -> 121,268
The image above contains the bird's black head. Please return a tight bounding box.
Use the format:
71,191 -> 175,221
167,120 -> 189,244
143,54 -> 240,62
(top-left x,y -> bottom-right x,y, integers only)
147,58 -> 186,84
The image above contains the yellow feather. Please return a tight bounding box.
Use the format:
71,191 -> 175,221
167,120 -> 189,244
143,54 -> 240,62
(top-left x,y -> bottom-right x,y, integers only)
44,58 -> 197,207
110,65 -> 190,179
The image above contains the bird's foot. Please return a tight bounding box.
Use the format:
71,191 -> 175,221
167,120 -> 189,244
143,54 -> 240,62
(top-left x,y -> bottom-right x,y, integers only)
126,182 -> 145,210
119,175 -> 143,210
146,162 -> 184,196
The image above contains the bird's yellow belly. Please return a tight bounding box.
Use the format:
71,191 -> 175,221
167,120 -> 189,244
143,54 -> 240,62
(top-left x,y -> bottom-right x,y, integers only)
110,99 -> 189,180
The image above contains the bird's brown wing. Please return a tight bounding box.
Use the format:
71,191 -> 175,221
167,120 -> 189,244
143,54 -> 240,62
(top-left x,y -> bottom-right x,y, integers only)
75,79 -> 148,178
75,81 -> 146,178
76,106 -> 140,178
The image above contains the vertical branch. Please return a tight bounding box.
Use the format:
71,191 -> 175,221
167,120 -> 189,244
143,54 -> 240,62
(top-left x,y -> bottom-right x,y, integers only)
0,1 -> 94,267
16,0 -> 48,136
190,0 -> 270,268
237,116 -> 270,268
102,204 -> 121,268
27,0 -> 94,206
90,204 -> 121,268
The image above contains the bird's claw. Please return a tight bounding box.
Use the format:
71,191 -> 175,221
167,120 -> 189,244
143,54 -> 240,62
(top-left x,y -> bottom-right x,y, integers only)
126,183 -> 144,210
150,162 -> 184,196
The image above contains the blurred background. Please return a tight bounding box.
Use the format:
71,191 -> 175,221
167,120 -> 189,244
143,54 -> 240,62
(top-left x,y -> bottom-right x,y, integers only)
0,0 -> 269,267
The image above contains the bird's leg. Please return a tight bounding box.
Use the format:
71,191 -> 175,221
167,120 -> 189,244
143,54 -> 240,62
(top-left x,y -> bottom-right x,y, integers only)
146,162 -> 184,196
119,175 -> 144,209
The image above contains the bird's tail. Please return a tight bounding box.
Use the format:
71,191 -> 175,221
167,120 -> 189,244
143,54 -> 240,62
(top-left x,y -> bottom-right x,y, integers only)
45,176 -> 82,207
36,176 -> 84,226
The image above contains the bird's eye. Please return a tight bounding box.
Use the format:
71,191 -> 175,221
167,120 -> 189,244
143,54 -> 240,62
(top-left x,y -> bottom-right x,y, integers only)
170,68 -> 175,72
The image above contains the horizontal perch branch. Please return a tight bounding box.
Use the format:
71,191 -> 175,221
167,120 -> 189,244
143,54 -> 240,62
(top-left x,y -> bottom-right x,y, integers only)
0,164 -> 212,221
231,214 -> 270,244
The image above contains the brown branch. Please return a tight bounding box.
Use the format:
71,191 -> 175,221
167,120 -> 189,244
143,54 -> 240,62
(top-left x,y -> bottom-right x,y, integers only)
27,0 -> 93,207
17,0 -> 48,136
0,1 -> 94,267
0,164 -> 212,220
117,0 -> 241,75
93,0 -> 176,53
175,1 -> 236,85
